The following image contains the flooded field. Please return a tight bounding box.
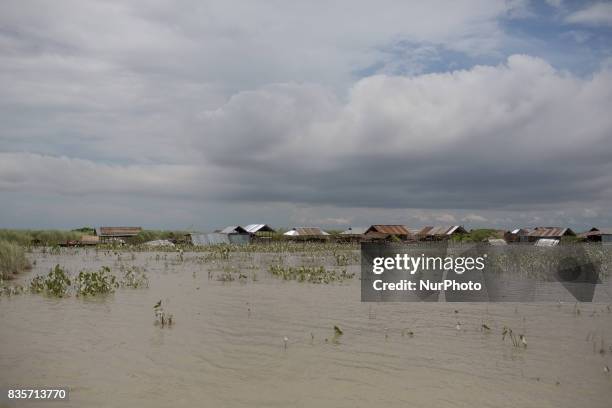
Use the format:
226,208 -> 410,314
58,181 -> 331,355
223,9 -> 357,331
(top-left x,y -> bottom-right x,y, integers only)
1,248 -> 612,407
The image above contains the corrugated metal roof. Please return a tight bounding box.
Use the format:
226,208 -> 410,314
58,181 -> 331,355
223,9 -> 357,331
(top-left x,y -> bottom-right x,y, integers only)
244,224 -> 276,233
416,226 -> 466,236
509,228 -> 531,235
283,227 -> 329,236
219,226 -> 248,234
366,225 -> 410,235
488,238 -> 508,246
189,233 -> 235,245
583,228 -> 612,236
99,227 -> 142,237
528,227 -> 574,238
188,233 -> 250,245
534,238 -> 559,247
340,227 -> 367,235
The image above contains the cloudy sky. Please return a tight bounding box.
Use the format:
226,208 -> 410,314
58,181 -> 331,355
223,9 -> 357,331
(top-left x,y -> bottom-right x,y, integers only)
1,0 -> 612,231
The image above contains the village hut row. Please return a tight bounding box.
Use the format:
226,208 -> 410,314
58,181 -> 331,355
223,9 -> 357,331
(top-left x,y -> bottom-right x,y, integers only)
69,224 -> 612,247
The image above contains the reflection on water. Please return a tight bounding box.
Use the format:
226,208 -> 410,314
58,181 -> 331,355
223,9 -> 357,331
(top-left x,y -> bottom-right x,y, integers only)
1,250 -> 611,407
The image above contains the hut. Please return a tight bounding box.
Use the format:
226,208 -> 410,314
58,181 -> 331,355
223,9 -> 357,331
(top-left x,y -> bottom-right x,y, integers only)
504,228 -> 531,243
364,225 -> 412,241
218,226 -> 248,234
415,225 -> 467,241
187,232 -> 250,245
217,226 -> 251,244
580,228 -> 612,244
337,227 -> 367,242
244,224 -> 276,240
98,227 -> 142,243
527,227 -> 575,243
79,235 -> 100,246
283,227 -> 330,241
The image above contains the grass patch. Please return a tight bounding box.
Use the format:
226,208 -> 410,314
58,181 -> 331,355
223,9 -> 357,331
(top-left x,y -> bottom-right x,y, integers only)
0,240 -> 31,280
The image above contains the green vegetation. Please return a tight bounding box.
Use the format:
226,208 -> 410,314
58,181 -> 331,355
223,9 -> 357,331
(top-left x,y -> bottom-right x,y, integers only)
30,264 -> 72,297
75,266 -> 118,296
268,265 -> 354,283
119,266 -> 149,288
0,240 -> 31,280
0,228 -> 188,247
451,229 -> 501,242
29,264 -> 149,297
72,226 -> 96,235
0,229 -> 80,246
129,230 -> 188,245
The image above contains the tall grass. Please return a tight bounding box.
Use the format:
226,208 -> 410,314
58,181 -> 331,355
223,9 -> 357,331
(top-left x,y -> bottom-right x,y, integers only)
0,240 -> 31,280
0,229 -> 80,246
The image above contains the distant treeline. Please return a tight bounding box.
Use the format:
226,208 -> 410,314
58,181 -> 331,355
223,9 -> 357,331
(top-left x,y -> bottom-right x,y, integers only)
0,228 -> 188,246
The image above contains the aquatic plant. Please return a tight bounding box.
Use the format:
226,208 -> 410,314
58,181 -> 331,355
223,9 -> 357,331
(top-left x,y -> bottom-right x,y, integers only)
401,328 -> 414,337
331,325 -> 344,344
120,266 -> 149,288
502,326 -> 527,348
0,284 -> 26,297
268,265 -> 354,283
30,264 -> 71,297
75,266 -> 118,296
153,300 -> 174,327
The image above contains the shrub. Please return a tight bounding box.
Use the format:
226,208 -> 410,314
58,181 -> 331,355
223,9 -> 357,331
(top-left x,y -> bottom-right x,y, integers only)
75,266 -> 118,296
30,264 -> 71,297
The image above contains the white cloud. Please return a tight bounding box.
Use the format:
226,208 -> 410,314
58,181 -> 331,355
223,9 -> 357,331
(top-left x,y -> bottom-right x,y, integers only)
566,2 -> 612,26
462,214 -> 488,223
545,0 -> 563,9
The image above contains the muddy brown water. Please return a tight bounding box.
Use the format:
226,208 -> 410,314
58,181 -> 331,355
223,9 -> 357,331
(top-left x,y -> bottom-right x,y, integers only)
1,249 -> 612,407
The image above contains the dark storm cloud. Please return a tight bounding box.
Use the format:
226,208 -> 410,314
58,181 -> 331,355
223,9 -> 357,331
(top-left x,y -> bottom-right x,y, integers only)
192,57 -> 612,213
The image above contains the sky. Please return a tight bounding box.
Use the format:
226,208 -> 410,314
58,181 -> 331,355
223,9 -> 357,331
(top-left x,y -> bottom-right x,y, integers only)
1,0 -> 612,231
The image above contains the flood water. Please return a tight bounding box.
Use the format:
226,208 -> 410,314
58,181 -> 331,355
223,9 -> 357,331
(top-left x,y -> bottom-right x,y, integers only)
1,249 -> 612,407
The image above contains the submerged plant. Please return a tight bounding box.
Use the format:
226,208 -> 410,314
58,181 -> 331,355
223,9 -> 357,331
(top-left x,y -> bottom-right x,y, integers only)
120,266 -> 149,288
75,266 -> 118,296
502,326 -> 527,348
330,325 -> 344,344
154,299 -> 174,328
402,328 -> 414,337
268,265 -> 354,284
30,264 -> 71,297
